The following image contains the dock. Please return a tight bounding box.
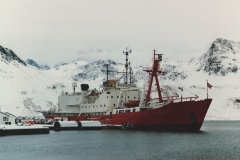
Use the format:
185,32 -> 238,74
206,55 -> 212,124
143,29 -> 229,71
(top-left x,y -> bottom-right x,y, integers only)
0,125 -> 49,136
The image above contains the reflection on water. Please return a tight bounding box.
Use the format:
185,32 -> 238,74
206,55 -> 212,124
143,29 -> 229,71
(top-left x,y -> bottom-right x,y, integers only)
1,121 -> 240,160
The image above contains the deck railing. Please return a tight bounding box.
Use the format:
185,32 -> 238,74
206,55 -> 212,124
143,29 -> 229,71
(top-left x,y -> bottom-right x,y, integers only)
151,95 -> 199,103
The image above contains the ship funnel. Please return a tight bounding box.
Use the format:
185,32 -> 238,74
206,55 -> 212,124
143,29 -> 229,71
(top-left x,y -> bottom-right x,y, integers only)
81,84 -> 89,91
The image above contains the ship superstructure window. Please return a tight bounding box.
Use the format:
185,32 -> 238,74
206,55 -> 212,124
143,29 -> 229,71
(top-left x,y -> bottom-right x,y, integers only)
117,96 -> 119,98
125,110 -> 130,113
119,110 -> 124,114
107,92 -> 111,94
111,96 -> 113,98
100,105 -> 102,107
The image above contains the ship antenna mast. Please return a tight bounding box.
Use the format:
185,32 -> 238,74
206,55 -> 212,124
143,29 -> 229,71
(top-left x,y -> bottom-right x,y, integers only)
123,48 -> 131,84
144,49 -> 164,103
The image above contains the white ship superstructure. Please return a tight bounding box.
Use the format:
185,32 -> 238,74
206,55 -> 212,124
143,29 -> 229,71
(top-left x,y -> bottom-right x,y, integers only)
58,81 -> 141,116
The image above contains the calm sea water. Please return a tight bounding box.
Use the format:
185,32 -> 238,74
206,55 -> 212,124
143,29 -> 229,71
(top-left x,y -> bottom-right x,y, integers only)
1,121 -> 240,160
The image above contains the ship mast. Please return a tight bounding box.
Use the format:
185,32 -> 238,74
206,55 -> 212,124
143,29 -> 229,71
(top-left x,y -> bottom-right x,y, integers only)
144,50 -> 164,103
106,64 -> 110,82
123,48 -> 131,84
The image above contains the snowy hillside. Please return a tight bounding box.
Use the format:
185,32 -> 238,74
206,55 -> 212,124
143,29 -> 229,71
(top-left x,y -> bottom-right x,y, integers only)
0,38 -> 240,120
184,38 -> 240,119
0,46 -> 60,117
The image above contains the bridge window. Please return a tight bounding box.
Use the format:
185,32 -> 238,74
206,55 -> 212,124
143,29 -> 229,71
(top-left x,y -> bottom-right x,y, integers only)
119,110 -> 124,114
125,110 -> 130,113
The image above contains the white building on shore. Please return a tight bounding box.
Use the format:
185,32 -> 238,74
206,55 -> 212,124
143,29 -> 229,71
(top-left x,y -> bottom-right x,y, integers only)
0,112 -> 16,125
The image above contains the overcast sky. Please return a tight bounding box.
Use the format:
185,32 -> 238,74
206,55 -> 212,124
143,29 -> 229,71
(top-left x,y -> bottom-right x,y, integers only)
0,0 -> 240,66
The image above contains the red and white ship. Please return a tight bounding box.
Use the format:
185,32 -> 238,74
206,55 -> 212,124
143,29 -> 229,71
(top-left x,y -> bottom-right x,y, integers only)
43,49 -> 212,131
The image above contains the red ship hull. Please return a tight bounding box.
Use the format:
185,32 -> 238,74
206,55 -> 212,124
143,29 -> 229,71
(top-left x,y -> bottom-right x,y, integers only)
45,99 -> 212,132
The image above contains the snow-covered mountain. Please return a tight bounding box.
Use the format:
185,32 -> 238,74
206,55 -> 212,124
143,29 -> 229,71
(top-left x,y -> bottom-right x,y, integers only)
0,45 -> 26,66
195,38 -> 240,75
0,38 -> 240,120
26,59 -> 50,70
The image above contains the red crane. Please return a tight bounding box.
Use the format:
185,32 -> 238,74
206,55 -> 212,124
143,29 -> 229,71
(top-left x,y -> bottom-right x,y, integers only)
144,50 -> 165,103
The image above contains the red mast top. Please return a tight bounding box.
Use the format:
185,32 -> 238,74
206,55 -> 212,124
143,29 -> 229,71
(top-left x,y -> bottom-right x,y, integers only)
144,50 -> 164,103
